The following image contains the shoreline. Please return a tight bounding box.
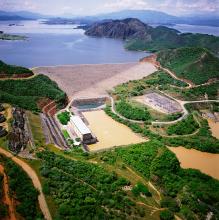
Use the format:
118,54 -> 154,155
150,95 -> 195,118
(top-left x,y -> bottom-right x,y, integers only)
30,61 -> 140,70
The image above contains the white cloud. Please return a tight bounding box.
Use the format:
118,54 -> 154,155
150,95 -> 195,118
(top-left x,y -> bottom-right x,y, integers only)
159,0 -> 219,14
0,0 -> 219,16
103,0 -> 151,11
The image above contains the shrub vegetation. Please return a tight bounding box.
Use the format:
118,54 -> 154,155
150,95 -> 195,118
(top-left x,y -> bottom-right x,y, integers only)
167,114 -> 199,135
115,100 -> 151,121
57,111 -> 71,125
157,47 -> 219,85
37,150 -> 150,219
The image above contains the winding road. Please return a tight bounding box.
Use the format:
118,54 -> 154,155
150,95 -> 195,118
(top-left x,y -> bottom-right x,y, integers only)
0,148 -> 52,220
110,95 -> 219,126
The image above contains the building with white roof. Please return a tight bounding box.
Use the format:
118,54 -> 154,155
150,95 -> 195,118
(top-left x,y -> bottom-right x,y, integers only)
69,116 -> 94,142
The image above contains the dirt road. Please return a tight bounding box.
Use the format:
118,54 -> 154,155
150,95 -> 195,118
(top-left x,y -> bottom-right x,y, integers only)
0,148 -> 52,220
0,164 -> 16,220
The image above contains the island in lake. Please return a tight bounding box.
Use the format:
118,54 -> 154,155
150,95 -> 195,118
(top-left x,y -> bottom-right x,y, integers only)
0,31 -> 26,40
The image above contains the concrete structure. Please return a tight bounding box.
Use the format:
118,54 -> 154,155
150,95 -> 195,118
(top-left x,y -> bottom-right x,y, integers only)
69,116 -> 96,143
144,92 -> 183,114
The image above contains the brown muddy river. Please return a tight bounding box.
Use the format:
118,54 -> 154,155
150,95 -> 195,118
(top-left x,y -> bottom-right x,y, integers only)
168,146 -> 219,180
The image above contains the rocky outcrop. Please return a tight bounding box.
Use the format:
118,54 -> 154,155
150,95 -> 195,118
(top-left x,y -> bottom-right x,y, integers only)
85,18 -> 152,40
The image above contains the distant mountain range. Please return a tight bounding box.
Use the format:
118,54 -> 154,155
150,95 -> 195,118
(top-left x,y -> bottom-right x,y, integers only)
1,10 -> 219,27
0,10 -> 50,20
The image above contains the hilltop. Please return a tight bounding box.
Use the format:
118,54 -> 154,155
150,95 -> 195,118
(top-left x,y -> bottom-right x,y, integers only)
0,61 -> 66,111
85,18 -> 152,40
85,18 -> 219,53
157,47 -> 219,85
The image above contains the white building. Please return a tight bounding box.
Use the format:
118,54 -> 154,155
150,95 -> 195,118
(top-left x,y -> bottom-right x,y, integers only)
69,116 -> 93,142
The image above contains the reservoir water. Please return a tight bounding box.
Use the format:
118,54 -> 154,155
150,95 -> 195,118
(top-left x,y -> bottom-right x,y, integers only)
167,24 -> 219,36
0,20 -> 149,67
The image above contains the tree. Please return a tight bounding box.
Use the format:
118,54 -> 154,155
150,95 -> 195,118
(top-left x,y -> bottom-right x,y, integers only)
160,210 -> 174,220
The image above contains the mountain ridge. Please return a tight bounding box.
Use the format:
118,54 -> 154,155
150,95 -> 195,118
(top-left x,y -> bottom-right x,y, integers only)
85,18 -> 219,53
1,9 -> 219,27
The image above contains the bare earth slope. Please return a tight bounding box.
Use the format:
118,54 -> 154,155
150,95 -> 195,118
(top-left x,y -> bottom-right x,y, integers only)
33,62 -> 156,99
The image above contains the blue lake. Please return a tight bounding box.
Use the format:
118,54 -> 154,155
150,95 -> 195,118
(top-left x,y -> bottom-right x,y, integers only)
0,20 -> 149,67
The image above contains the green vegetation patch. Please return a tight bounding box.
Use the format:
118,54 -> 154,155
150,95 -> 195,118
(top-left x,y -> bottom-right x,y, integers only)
146,71 -> 187,88
0,60 -> 32,76
125,27 -> 219,54
99,141 -> 219,219
0,33 -> 26,41
164,118 -> 219,153
115,100 -> 151,121
132,182 -> 152,197
157,47 -> 219,85
0,75 -> 66,111
37,150 -> 150,219
27,111 -> 45,147
159,210 -> 174,220
57,111 -> 71,125
167,114 -> 199,135
62,129 -> 70,139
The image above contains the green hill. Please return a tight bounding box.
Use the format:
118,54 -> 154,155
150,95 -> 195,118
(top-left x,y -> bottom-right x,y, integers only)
157,47 -> 219,85
126,29 -> 219,53
85,18 -> 219,54
0,60 -> 33,77
0,75 -> 66,111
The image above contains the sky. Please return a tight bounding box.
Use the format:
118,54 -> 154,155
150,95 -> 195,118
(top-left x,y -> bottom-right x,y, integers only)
0,0 -> 219,16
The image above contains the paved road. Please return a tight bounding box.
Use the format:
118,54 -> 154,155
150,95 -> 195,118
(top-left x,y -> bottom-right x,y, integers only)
0,148 -> 52,220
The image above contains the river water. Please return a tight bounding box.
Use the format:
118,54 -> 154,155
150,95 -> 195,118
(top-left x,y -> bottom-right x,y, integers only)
168,146 -> 219,180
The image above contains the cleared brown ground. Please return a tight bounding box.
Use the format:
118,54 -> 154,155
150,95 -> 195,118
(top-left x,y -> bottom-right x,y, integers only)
208,119 -> 219,139
33,63 -> 157,99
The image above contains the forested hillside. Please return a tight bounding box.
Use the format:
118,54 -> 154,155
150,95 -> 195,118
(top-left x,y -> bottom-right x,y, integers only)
37,150 -> 154,219
157,47 -> 219,84
0,75 -> 66,111
98,141 -> 219,220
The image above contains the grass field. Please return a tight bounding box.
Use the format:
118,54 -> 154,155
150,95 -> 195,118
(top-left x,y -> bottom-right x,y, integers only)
26,111 -> 45,147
